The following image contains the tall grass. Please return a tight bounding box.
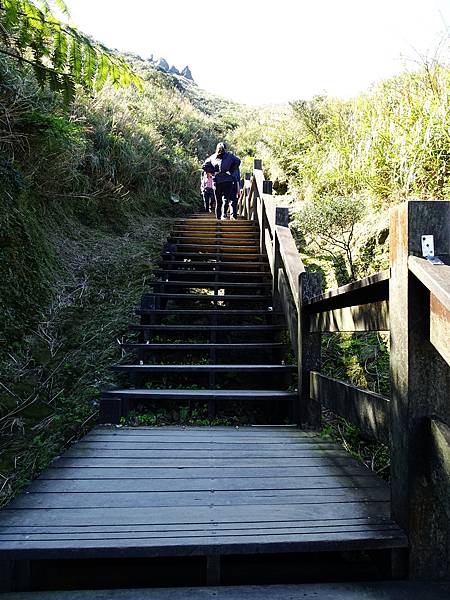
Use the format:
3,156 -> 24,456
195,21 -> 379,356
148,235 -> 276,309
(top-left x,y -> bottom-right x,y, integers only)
233,62 -> 450,205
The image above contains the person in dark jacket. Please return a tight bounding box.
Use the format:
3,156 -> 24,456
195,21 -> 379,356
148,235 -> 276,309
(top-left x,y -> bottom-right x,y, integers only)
202,142 -> 241,220
228,166 -> 241,219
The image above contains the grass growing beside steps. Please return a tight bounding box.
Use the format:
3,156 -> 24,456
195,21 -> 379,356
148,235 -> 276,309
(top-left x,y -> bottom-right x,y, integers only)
0,216 -> 171,507
320,332 -> 391,480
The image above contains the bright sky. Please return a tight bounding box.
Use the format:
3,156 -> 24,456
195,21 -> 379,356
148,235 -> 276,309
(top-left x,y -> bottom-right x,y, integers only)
63,0 -> 450,104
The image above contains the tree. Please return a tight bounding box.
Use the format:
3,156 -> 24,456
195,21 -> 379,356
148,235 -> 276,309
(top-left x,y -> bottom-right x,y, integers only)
293,195 -> 368,281
0,0 -> 142,100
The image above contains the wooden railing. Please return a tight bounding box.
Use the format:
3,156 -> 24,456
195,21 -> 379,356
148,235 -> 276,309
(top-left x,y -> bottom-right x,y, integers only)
239,159 -> 450,579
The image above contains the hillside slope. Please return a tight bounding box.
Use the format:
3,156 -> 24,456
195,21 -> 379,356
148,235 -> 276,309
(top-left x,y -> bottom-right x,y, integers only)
0,54 -> 241,504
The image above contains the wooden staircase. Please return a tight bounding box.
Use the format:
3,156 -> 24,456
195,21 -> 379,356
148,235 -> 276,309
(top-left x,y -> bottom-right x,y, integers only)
99,215 -> 297,425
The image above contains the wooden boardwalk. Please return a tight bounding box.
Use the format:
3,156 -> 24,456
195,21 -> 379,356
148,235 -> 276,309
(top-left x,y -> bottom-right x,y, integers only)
0,426 -> 406,580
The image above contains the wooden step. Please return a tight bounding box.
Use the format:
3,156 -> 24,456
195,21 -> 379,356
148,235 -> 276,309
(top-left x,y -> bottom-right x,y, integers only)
102,389 -> 297,402
153,270 -> 271,279
157,261 -> 269,269
171,229 -> 259,236
136,309 -> 282,316
128,324 -> 285,332
112,364 -> 295,373
167,245 -> 260,253
161,253 -> 267,260
121,342 -> 285,351
169,237 -> 259,245
7,582 -> 448,600
175,218 -> 254,224
147,293 -> 271,302
149,281 -> 272,289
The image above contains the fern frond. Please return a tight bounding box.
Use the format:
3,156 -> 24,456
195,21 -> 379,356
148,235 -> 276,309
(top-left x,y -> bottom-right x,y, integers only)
0,0 -> 142,101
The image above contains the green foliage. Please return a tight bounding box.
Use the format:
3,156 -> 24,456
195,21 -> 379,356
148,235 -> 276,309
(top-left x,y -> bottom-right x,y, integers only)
321,332 -> 390,397
120,405 -> 253,428
0,52 -> 225,505
292,195 -> 368,281
0,0 -> 141,100
233,63 -> 450,204
321,412 -> 390,480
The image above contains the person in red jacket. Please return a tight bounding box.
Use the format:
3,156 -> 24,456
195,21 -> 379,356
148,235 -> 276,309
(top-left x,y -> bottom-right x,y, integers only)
202,142 -> 241,220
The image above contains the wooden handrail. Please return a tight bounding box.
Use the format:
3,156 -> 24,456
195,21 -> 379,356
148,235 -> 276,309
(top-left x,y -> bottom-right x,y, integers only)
408,256 -> 450,311
241,161 -> 450,578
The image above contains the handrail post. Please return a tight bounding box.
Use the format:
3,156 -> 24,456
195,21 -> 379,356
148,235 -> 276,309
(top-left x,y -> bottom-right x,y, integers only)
390,200 -> 450,578
272,207 -> 289,303
260,180 -> 272,255
243,173 -> 251,219
297,272 -> 322,427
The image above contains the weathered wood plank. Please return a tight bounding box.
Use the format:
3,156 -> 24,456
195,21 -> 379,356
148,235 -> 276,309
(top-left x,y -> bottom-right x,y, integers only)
0,516 -> 392,535
0,530 -> 407,559
309,301 -> 389,332
37,464 -> 368,479
408,255 -> 450,309
429,419 -> 450,520
2,582 -> 449,600
278,268 -> 298,355
277,226 -> 305,309
430,294 -> 450,367
63,447 -> 345,458
8,487 -> 389,509
27,474 -> 385,494
51,456 -> 359,469
305,270 -> 390,311
298,272 -> 323,427
0,502 -> 394,527
310,372 -> 390,445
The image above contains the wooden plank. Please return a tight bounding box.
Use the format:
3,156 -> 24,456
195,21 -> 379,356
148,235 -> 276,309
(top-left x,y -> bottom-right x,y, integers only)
143,293 -> 271,301
2,582 -> 449,600
0,527 -> 407,554
0,516 -> 396,535
121,343 -> 284,351
63,448 -> 345,458
112,364 -> 294,373
429,419 -> 450,521
37,465 -> 370,480
8,488 -> 390,509
430,294 -> 450,367
0,502 -> 394,527
276,226 -> 305,309
102,390 -> 295,403
305,270 -> 390,311
149,281 -> 272,288
0,522 -> 401,541
278,269 -> 298,355
298,272 -> 323,427
310,372 -> 390,445
24,474 -> 387,494
309,300 -> 389,332
408,255 -> 450,309
51,456 -> 359,469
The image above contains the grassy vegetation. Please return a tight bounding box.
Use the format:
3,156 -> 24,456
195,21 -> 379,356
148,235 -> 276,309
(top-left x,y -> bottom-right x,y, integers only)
0,52 -> 229,504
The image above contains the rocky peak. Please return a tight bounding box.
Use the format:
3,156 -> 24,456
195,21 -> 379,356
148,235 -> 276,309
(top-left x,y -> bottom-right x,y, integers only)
151,56 -> 194,81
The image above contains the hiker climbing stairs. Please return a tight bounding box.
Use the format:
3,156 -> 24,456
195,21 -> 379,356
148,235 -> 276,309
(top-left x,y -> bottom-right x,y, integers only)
100,214 -> 297,424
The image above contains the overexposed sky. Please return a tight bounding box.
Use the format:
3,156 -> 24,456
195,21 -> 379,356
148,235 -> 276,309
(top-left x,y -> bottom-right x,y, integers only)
63,0 -> 450,104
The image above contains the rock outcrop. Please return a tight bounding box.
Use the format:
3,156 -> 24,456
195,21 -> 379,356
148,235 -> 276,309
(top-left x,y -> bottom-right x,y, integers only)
151,57 -> 194,81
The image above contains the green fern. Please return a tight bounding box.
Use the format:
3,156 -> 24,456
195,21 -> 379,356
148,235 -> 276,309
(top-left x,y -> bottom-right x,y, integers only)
0,0 -> 142,99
